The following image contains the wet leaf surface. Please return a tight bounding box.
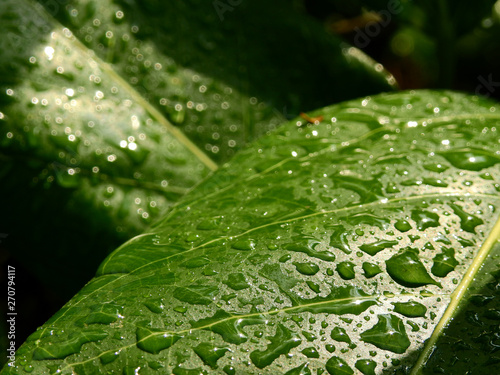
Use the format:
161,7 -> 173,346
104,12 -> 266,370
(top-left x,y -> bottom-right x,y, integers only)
0,0 -> 394,301
3,90 -> 500,374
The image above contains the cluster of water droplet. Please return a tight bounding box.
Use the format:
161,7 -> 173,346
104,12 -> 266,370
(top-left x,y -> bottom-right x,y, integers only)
10,90 -> 500,374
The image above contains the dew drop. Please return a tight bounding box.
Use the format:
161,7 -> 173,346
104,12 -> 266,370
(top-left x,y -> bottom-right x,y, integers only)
441,149 -> 500,171
394,220 -> 412,232
285,362 -> 311,375
136,325 -> 182,354
431,247 -> 458,277
223,273 -> 250,290
362,262 -> 382,278
232,239 -> 256,251
301,347 -> 320,358
336,262 -> 355,280
386,250 -> 441,287
359,240 -> 398,256
330,327 -> 353,345
193,343 -> 230,368
249,324 -> 301,368
411,210 -> 440,231
449,203 -> 484,233
360,314 -> 410,354
293,262 -> 320,275
355,359 -> 377,375
392,301 -> 427,317
325,356 -> 354,375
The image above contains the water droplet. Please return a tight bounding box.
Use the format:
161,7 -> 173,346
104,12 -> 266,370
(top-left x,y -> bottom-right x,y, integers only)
285,362 -> 312,375
407,321 -> 420,332
202,268 -> 218,276
392,301 -> 427,317
223,273 -> 250,290
223,365 -> 236,375
100,350 -> 121,364
359,240 -> 398,256
293,262 -> 320,275
329,225 -> 352,254
144,298 -> 164,314
250,324 -> 301,368
431,247 -> 458,277
325,356 -> 354,375
280,254 -> 292,263
326,344 -> 336,353
306,280 -> 321,293
173,306 -> 188,314
423,163 -> 448,172
302,331 -> 316,342
285,240 -> 335,261
355,359 -> 377,375
336,261 -> 355,280
441,149 -> 500,171
362,262 -> 382,278
385,182 -> 400,194
301,347 -> 320,358
232,239 -> 256,251
180,256 -> 211,269
386,250 -> 441,287
330,327 -> 353,346
173,285 -> 218,305
191,310 -> 267,344
360,314 -> 410,354
449,203 -> 484,233
148,361 -> 164,370
347,213 -> 390,230
394,220 -> 412,232
411,210 -> 440,231
193,343 -> 231,368
196,217 -> 220,230
136,324 -> 182,354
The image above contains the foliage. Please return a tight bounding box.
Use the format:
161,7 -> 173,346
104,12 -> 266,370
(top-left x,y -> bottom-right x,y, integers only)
1,0 -> 500,374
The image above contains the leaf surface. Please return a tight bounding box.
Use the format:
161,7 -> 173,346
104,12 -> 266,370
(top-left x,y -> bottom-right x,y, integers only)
0,0 -> 395,299
4,90 -> 500,374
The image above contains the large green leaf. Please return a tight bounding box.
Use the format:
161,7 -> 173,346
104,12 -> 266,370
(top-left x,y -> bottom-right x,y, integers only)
3,90 -> 500,374
0,0 -> 395,299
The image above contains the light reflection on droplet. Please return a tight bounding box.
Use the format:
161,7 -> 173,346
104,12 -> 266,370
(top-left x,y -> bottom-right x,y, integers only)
44,46 -> 54,60
107,155 -> 116,162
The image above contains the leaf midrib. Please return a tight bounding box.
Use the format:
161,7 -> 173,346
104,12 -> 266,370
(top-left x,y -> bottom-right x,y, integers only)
410,210 -> 500,374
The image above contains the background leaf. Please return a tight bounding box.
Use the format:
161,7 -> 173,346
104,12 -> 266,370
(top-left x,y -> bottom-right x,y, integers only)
4,90 -> 500,374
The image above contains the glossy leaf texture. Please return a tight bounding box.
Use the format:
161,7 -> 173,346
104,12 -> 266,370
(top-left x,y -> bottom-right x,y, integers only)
0,0 -> 395,298
4,90 -> 500,375
37,0 -> 396,163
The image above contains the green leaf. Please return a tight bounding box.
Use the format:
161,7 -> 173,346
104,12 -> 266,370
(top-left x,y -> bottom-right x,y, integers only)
4,90 -> 500,374
0,0 -> 396,300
